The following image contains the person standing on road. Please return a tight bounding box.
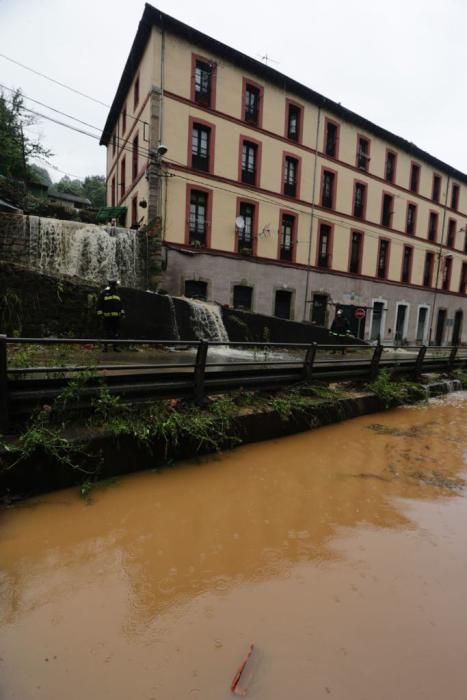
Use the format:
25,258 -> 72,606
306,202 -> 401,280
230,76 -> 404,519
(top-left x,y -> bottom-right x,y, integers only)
97,280 -> 125,352
330,309 -> 351,354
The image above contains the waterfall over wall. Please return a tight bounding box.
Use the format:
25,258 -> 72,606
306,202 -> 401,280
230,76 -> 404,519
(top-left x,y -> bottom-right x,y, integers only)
26,216 -> 140,286
183,299 -> 229,342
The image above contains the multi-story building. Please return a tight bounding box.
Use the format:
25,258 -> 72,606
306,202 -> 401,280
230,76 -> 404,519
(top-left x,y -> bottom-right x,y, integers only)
100,4 -> 467,345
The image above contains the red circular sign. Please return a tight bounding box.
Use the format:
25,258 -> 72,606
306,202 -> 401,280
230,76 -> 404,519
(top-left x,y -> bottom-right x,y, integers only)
355,308 -> 366,319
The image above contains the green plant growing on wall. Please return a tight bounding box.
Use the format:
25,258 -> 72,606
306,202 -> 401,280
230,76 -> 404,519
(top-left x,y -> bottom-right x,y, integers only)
0,289 -> 23,336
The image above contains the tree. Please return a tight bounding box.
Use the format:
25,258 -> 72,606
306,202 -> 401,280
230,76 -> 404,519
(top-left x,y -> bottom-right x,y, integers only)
28,164 -> 52,187
0,88 -> 52,205
53,175 -> 84,197
82,175 -> 106,208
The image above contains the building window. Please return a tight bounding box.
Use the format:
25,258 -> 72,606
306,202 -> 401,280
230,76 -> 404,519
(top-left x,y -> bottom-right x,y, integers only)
377,239 -> 389,279
321,170 -> 335,209
317,223 -> 332,268
244,82 -> 261,126
349,231 -> 363,274
112,132 -> 116,156
324,120 -> 339,158
283,156 -> 299,197
111,176 -> 116,207
447,219 -> 456,248
385,150 -> 396,183
194,59 -> 213,107
238,202 -> 255,254
410,163 -> 420,193
465,229 -> 467,253
423,252 -> 434,287
432,174 -> 441,202
120,158 -> 126,198
185,280 -> 208,300
189,190 -> 208,247
233,285 -> 253,311
401,245 -> 413,284
381,194 -> 393,228
133,75 -> 140,110
356,136 -> 370,170
451,184 -> 459,211
353,182 -> 366,218
280,214 -> 295,261
428,211 -> 438,242
131,195 -> 137,227
287,103 -> 301,142
241,140 -> 258,186
406,203 -> 417,235
460,262 -> 467,294
274,289 -> 293,319
442,256 -> 452,291
132,134 -> 139,181
192,123 -> 211,172
122,104 -> 127,135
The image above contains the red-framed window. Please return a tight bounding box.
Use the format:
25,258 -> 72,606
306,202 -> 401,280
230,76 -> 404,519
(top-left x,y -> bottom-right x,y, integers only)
381,193 -> 394,228
442,256 -> 453,291
189,117 -> 215,174
120,157 -> 126,198
321,168 -> 337,209
447,218 -> 456,248
385,150 -> 397,183
460,262 -> 467,294
239,136 -> 261,187
324,118 -> 339,158
278,210 -> 296,262
236,199 -> 257,255
451,183 -> 460,210
428,211 -> 438,242
242,78 -> 263,127
432,174 -> 441,202
111,176 -> 116,207
191,55 -> 216,109
410,162 -> 420,193
406,203 -> 417,235
132,133 -> 139,181
316,222 -> 333,269
423,252 -> 434,287
356,135 -> 370,171
349,231 -> 363,275
376,239 -> 390,279
133,75 -> 140,110
186,185 -> 212,248
285,100 -> 303,143
353,181 -> 367,219
401,245 -> 413,284
112,132 -> 116,156
283,154 -> 301,198
131,195 -> 138,227
122,104 -> 127,135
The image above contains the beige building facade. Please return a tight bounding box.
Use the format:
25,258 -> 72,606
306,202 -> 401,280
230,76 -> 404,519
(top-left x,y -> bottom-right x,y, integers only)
101,4 -> 467,345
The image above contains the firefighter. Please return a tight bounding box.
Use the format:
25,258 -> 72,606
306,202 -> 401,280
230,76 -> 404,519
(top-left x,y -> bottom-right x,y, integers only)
97,280 -> 125,351
330,309 -> 351,355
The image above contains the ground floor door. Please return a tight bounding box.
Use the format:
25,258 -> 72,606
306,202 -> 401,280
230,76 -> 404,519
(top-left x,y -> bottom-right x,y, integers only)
311,294 -> 328,326
416,307 -> 428,344
395,304 -> 408,344
370,302 -> 385,341
435,308 -> 447,346
452,310 -> 463,345
274,290 -> 292,319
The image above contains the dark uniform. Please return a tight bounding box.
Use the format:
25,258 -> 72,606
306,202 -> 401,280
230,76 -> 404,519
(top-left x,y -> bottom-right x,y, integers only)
97,282 -> 125,351
330,312 -> 351,354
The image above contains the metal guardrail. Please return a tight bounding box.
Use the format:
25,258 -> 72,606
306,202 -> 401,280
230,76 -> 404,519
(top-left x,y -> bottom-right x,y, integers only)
0,335 -> 466,433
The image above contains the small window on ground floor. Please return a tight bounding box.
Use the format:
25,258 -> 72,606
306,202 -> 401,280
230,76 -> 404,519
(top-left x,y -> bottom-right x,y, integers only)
274,289 -> 293,319
233,285 -> 253,311
184,279 -> 207,300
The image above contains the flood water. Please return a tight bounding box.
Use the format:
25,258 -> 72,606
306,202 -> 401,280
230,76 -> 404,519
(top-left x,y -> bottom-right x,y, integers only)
1,393 -> 467,699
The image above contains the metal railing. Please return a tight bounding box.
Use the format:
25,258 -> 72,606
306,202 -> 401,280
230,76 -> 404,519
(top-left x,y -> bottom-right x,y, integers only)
1,335 -> 466,433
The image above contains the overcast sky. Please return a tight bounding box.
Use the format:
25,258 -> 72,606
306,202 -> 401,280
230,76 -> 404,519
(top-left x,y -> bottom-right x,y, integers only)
1,0 -> 466,182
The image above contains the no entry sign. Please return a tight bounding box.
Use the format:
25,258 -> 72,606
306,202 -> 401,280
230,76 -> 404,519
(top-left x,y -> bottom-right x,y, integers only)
355,307 -> 366,319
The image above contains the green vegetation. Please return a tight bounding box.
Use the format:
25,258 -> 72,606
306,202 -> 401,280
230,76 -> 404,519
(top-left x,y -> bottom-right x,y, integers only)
367,369 -> 426,408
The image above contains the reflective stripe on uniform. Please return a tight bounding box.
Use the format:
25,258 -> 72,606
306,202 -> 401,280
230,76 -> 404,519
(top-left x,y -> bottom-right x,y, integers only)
103,311 -> 122,317
103,295 -> 121,302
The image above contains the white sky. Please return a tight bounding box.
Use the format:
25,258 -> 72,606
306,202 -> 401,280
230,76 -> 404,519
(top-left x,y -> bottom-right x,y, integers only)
1,0 -> 466,182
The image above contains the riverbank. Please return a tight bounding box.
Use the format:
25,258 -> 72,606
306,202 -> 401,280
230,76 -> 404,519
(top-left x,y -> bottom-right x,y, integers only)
2,370 -> 466,501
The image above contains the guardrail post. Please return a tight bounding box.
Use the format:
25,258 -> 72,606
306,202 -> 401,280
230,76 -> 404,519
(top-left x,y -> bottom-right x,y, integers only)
448,345 -> 458,370
414,345 -> 427,378
303,343 -> 318,380
193,341 -> 208,405
0,335 -> 8,434
370,343 -> 383,379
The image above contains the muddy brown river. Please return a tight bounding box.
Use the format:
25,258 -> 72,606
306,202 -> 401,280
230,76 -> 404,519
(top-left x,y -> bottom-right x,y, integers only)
1,393 -> 467,699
